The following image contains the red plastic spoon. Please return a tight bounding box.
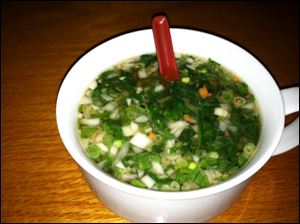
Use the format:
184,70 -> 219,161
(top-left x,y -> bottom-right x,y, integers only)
152,15 -> 179,81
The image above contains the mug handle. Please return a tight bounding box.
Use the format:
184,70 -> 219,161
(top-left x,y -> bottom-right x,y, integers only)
273,87 -> 299,156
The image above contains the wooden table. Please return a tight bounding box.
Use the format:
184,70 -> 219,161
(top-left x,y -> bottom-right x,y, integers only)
2,1 -> 299,223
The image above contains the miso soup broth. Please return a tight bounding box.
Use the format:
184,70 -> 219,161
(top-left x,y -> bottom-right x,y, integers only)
77,54 -> 260,191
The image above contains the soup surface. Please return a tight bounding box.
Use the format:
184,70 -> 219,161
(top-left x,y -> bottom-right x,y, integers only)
77,54 -> 260,191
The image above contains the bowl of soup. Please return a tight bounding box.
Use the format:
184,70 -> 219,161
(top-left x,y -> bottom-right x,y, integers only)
56,28 -> 299,222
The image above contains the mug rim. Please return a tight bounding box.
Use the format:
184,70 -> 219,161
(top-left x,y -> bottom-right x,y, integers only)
56,28 -> 285,200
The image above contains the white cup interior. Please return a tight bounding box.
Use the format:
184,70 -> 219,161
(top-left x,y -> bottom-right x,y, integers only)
56,28 -> 285,199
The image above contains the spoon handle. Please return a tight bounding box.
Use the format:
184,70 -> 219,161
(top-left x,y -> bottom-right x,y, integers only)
152,15 -> 179,81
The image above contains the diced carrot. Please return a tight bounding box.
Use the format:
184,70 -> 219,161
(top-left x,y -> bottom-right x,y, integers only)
149,131 -> 155,140
232,75 -> 240,82
183,114 -> 192,122
199,86 -> 211,98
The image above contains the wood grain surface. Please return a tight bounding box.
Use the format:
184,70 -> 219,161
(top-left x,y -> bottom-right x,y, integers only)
1,1 -> 299,223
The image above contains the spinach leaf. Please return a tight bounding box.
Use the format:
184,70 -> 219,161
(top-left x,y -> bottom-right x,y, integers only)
140,54 -> 157,67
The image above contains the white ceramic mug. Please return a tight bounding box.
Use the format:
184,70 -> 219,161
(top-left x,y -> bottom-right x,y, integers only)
56,28 -> 299,222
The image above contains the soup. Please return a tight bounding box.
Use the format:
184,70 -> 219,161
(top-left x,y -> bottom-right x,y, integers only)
77,54 -> 260,191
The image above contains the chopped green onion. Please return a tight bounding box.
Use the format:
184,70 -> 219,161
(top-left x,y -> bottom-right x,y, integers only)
80,118 -> 100,126
151,161 -> 165,174
195,173 -> 209,188
141,175 -> 155,188
80,126 -> 98,138
160,184 -> 171,191
238,154 -> 248,166
138,160 -> 151,170
115,161 -> 126,169
113,140 -> 123,148
96,143 -> 109,153
181,77 -> 190,84
207,151 -> 219,159
138,70 -> 148,79
86,144 -> 101,161
103,134 -> 114,147
181,181 -> 198,191
130,132 -> 152,149
109,146 -> 118,156
188,162 -> 197,169
214,107 -> 229,117
170,181 -> 180,191
175,157 -> 189,168
243,143 -> 256,159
